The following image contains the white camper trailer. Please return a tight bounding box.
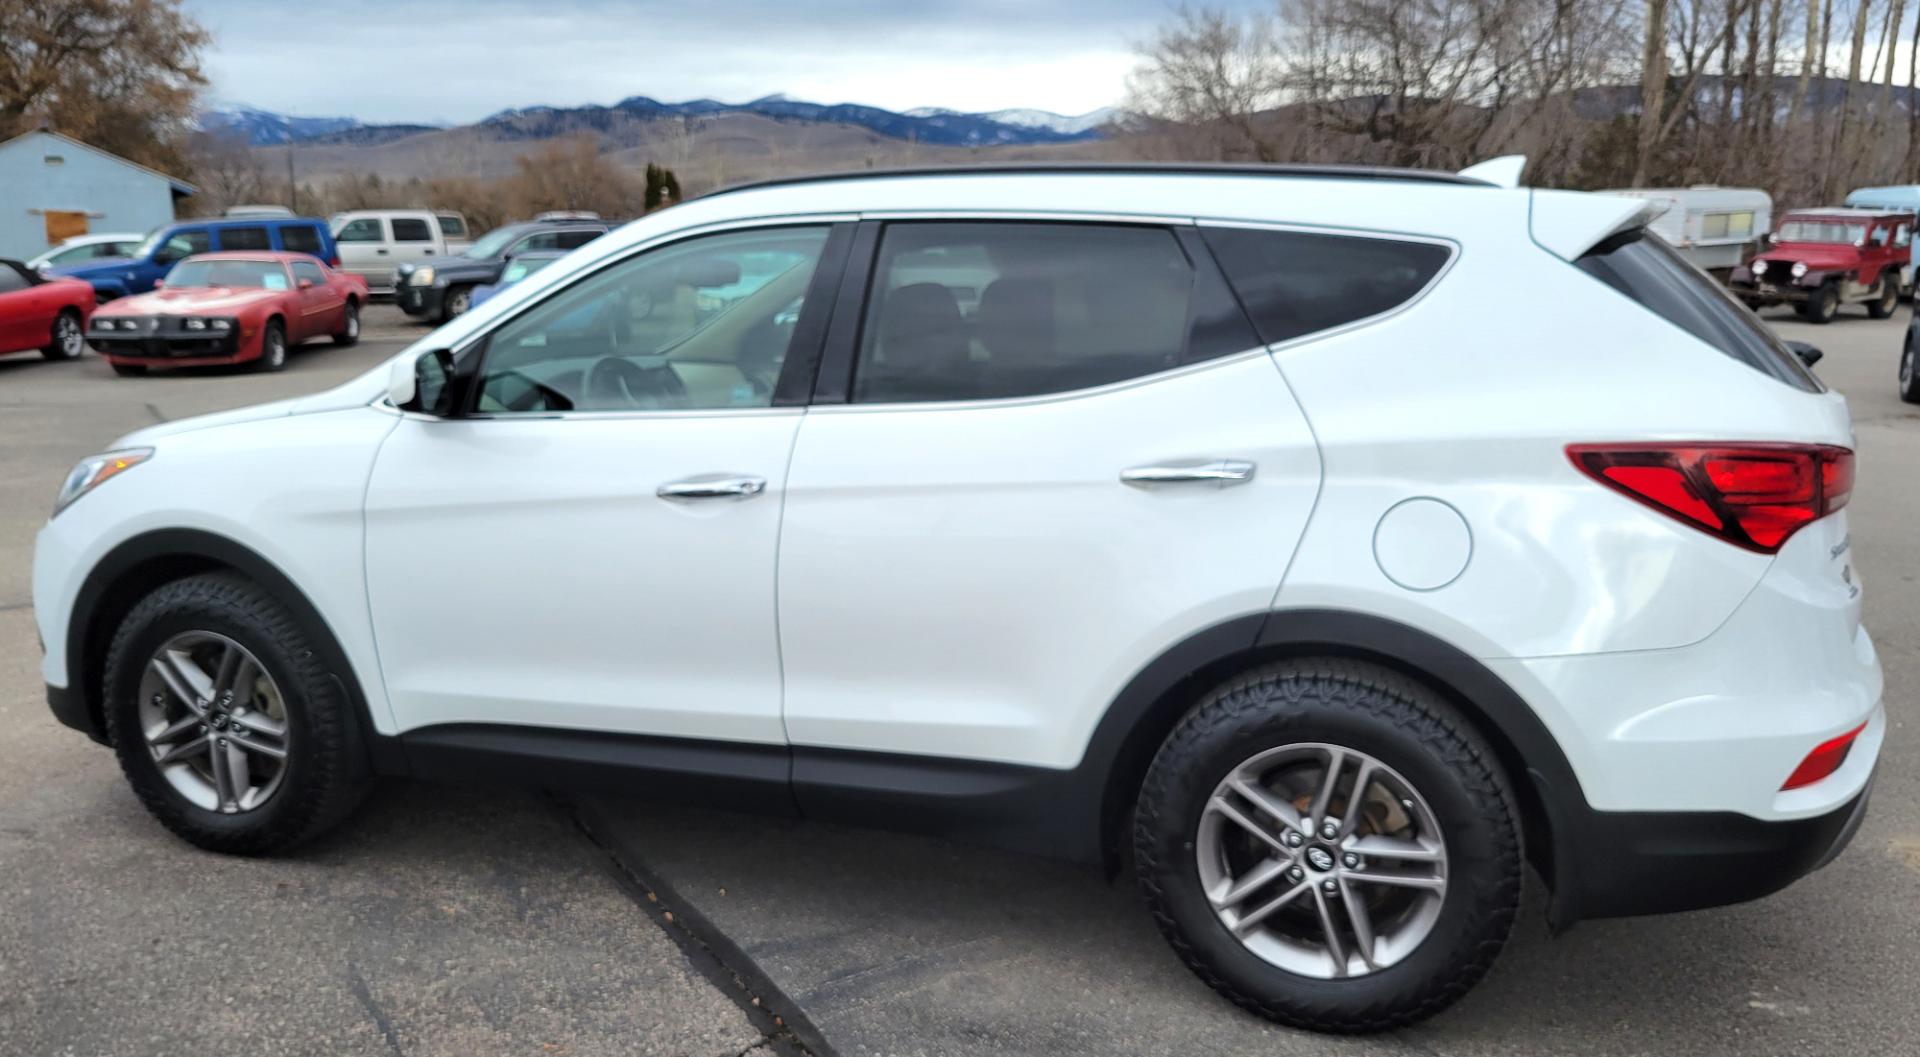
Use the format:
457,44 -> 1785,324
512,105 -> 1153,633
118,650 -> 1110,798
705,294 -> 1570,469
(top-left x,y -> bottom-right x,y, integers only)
1597,186 -> 1773,274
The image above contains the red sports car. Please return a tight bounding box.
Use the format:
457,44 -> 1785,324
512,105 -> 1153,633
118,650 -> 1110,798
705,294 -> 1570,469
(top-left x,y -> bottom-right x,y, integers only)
0,257 -> 93,362
88,251 -> 367,375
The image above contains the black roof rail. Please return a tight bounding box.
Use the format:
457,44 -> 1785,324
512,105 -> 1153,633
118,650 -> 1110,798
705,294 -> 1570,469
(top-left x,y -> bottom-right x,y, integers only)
695,161 -> 1492,201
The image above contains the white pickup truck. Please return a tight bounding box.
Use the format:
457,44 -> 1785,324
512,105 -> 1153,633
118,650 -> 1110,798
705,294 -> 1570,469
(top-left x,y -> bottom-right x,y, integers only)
329,209 -> 473,294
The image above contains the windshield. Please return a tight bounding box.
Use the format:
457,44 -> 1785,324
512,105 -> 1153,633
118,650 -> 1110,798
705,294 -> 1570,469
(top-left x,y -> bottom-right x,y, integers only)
463,227 -> 525,260
165,259 -> 290,290
1777,219 -> 1867,244
502,256 -> 559,284
131,227 -> 170,260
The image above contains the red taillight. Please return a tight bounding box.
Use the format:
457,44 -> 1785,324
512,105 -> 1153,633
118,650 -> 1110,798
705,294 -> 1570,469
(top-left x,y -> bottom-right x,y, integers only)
1567,443 -> 1853,554
1781,721 -> 1868,790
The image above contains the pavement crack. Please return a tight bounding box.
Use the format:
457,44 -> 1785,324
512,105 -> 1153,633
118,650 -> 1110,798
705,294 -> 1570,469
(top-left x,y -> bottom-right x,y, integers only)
345,960 -> 405,1056
564,796 -> 834,1057
144,402 -> 167,423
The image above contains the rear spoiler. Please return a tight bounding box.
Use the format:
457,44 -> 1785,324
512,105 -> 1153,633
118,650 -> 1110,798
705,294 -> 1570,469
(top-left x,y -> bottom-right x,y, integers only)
1529,190 -> 1665,261
1458,156 -> 1527,189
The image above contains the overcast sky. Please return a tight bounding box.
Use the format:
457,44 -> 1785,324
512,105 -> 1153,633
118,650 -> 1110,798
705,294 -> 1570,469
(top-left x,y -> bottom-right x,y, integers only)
186,0 -> 1243,122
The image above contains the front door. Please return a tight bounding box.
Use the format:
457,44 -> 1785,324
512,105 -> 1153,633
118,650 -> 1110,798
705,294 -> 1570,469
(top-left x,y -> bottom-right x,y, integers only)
363,222 -> 843,744
287,259 -> 340,340
334,217 -> 390,287
776,220 -> 1323,769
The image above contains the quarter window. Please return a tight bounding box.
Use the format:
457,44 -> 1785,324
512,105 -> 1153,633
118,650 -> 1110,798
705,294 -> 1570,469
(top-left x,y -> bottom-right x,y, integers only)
392,218 -> 433,242
1201,227 -> 1452,346
851,222 -> 1255,404
475,226 -> 830,414
219,226 -> 271,251
281,225 -> 323,255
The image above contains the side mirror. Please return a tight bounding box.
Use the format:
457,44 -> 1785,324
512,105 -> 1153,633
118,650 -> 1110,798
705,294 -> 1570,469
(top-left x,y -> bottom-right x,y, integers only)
1785,340 -> 1823,369
298,278 -> 314,290
152,280 -> 165,290
389,348 -> 457,415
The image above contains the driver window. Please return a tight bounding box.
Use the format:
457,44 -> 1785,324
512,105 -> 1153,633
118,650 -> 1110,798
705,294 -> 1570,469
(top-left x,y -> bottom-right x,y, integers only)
476,226 -> 830,414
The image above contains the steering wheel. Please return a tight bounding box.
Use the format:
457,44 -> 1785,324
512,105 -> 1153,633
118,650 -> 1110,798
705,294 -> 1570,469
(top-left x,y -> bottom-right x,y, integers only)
583,356 -> 689,410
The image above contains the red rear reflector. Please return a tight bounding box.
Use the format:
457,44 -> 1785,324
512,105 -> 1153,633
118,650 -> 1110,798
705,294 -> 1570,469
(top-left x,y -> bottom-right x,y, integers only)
1781,721 -> 1868,790
1567,443 -> 1853,554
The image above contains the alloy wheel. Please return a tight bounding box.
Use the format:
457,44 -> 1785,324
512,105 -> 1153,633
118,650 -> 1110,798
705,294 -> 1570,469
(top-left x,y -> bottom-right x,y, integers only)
1195,743 -> 1448,979
136,631 -> 290,813
57,314 -> 83,357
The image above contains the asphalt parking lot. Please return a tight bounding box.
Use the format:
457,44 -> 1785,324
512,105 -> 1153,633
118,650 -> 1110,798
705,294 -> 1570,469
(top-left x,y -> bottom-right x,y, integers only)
3,302 -> 1917,1056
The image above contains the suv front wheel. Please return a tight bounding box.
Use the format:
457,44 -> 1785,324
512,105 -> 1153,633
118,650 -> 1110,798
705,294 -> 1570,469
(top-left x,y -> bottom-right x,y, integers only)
1134,659 -> 1521,1032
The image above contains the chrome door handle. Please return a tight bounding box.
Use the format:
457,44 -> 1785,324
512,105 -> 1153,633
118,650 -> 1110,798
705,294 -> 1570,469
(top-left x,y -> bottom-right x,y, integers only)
1120,459 -> 1256,486
656,474 -> 766,500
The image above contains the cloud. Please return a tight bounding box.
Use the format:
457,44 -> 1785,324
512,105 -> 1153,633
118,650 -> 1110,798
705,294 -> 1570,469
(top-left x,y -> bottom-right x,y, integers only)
186,0 -> 1230,121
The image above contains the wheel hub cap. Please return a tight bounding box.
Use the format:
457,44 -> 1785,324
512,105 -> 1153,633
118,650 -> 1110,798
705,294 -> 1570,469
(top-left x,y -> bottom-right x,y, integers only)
136,631 -> 290,814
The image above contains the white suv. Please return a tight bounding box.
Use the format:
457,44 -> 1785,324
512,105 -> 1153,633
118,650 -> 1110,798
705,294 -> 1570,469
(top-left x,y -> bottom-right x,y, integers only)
33,164 -> 1881,1032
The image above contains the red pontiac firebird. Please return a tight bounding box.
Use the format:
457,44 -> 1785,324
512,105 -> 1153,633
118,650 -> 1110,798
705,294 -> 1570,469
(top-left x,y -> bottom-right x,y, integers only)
88,251 -> 367,375
0,257 -> 94,362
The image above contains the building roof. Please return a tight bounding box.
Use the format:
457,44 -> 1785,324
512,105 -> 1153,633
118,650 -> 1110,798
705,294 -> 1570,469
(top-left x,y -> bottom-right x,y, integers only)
0,128 -> 197,196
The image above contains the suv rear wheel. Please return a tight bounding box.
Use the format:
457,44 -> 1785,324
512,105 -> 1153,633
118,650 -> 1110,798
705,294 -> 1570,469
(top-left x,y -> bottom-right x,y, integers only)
1868,276 -> 1899,319
101,572 -> 371,854
1134,659 -> 1520,1032
1901,337 -> 1920,403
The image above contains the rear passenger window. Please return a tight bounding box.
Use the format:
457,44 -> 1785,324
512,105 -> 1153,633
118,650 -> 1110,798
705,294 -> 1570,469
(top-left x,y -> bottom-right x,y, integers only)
392,218 -> 432,242
851,222 -> 1257,404
1201,227 -> 1451,345
556,229 -> 602,249
280,225 -> 323,256
219,226 -> 271,251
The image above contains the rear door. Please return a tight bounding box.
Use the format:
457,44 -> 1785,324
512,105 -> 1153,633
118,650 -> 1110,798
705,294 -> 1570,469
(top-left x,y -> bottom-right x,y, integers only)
333,217 -> 391,287
391,215 -> 438,261
775,219 -> 1323,770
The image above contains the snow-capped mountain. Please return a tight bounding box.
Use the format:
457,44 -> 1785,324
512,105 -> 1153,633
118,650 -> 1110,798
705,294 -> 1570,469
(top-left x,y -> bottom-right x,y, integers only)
981,107 -> 1121,135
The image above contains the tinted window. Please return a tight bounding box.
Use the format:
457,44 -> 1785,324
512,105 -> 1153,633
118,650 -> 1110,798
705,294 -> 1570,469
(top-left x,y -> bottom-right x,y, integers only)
1578,231 -> 1820,392
1202,227 -> 1451,346
477,226 -> 830,414
852,222 -> 1255,404
556,229 -> 603,250
335,218 -> 383,242
219,226 -> 271,251
0,266 -> 27,294
392,218 -> 433,242
281,224 -> 323,255
510,233 -> 562,255
290,260 -> 327,285
438,214 -> 467,237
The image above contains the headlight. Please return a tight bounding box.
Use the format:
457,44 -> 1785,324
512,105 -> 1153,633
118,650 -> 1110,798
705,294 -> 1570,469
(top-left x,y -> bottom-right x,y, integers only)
53,448 -> 153,518
1792,261 -> 1809,278
94,318 -> 117,331
1751,260 -> 1767,275
210,318 -> 232,331
408,267 -> 436,287
183,317 -> 207,330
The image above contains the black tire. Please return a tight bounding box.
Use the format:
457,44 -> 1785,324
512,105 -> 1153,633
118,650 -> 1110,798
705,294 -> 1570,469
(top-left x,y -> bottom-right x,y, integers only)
110,362 -> 147,377
1869,276 -> 1899,319
438,285 -> 473,324
40,308 -> 85,361
1134,659 -> 1521,1033
333,299 -> 360,346
1900,337 -> 1920,404
101,572 -> 371,855
1798,282 -> 1840,324
254,318 -> 288,372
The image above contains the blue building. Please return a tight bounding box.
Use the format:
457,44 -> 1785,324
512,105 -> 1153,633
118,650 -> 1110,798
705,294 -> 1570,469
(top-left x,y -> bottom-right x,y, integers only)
0,129 -> 196,260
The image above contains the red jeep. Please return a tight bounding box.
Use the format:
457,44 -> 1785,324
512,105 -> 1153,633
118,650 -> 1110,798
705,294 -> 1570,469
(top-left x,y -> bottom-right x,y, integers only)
1731,207 -> 1913,322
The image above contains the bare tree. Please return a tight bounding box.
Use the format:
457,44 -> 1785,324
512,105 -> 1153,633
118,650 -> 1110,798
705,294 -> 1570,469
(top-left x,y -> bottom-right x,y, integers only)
1126,5 -> 1289,161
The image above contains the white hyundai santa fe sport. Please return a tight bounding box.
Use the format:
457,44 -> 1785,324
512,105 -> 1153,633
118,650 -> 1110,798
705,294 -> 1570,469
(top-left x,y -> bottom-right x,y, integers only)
34,163 -> 1882,1032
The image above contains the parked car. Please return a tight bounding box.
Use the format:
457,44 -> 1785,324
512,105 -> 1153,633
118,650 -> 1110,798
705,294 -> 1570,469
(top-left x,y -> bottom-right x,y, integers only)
33,164 -> 1878,1034
1729,207 -> 1912,322
329,209 -> 474,293
1596,186 -> 1770,275
51,217 -> 341,302
468,249 -> 566,309
395,218 -> 606,323
86,251 -> 365,375
0,258 -> 93,361
25,232 -> 143,274
1844,186 -> 1920,293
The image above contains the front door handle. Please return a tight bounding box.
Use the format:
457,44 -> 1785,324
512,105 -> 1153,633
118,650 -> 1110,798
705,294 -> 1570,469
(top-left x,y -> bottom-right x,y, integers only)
657,474 -> 767,500
1121,459 -> 1256,486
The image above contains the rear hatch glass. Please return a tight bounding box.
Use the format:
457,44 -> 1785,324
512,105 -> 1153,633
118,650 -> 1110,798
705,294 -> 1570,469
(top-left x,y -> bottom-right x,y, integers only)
1577,230 -> 1822,393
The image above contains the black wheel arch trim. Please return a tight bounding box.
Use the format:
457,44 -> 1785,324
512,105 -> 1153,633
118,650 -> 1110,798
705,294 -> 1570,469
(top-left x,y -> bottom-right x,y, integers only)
60,527 -> 402,772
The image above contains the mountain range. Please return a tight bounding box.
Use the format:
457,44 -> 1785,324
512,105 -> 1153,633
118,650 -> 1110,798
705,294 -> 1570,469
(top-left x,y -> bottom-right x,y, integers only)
199,95 -> 1120,149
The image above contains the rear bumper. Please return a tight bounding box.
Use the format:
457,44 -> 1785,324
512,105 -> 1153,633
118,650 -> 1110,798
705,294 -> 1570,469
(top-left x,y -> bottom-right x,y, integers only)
1550,770 -> 1872,923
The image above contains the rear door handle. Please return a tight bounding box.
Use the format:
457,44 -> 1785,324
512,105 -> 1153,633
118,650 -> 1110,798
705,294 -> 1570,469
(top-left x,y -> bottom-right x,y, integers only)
657,474 -> 767,500
1121,459 -> 1256,486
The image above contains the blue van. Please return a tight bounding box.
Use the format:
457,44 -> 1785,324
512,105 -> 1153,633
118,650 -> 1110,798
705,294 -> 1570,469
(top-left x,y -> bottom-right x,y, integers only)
50,216 -> 340,300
